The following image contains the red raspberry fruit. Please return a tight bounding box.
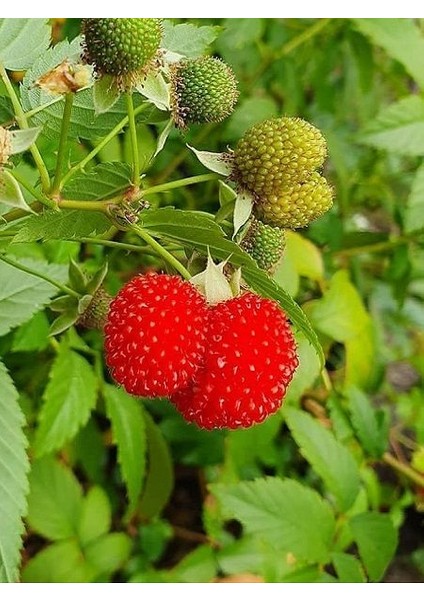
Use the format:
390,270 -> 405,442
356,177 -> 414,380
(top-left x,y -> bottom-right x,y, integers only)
171,292 -> 298,429
104,273 -> 208,397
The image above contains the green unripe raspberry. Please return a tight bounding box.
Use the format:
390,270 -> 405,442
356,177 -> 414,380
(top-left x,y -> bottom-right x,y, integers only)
255,172 -> 333,229
233,117 -> 327,196
82,19 -> 162,81
240,218 -> 286,273
171,57 -> 238,127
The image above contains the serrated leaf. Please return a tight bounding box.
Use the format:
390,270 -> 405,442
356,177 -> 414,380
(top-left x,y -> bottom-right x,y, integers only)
360,95 -> 424,156
170,545 -> 216,583
285,408 -> 360,512
0,171 -> 34,213
405,160 -> 424,232
34,342 -> 98,457
139,412 -> 174,520
0,362 -> 29,583
212,477 -> 335,564
188,145 -> 232,176
0,257 -> 67,336
13,210 -> 111,243
93,75 -> 120,116
77,487 -> 111,547
22,539 -> 96,583
232,190 -> 253,239
162,21 -> 220,59
353,19 -> 424,89
104,385 -> 146,516
0,19 -> 50,70
350,512 -> 398,581
62,162 -> 132,201
12,310 -> 49,352
346,387 -> 389,458
84,533 -> 132,575
26,456 -> 83,540
9,127 -> 42,155
139,208 -> 323,364
137,71 -> 171,111
332,552 -> 366,583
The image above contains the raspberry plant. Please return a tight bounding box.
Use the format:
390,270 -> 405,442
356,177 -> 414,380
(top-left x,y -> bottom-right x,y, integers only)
0,18 -> 424,584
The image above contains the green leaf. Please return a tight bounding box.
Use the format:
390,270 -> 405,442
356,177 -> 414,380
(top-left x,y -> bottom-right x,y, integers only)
104,385 -> 146,515
0,257 -> 67,336
360,95 -> 424,156
13,210 -> 111,243
84,533 -> 132,576
350,512 -> 398,582
137,71 -> 171,111
187,145 -> 232,176
162,21 -> 220,59
0,19 -> 50,70
22,539 -> 96,583
26,456 -> 83,540
34,342 -> 98,457
285,408 -> 360,512
140,208 -> 323,364
93,75 -> 120,115
9,127 -> 42,155
62,162 -> 132,201
232,191 -> 253,238
170,546 -> 216,583
332,552 -> 366,583
0,171 -> 34,212
139,412 -> 174,520
346,387 -> 389,458
284,231 -> 324,282
353,19 -> 424,89
0,362 -> 29,583
12,310 -> 49,352
212,477 -> 335,564
405,160 -> 424,232
77,487 -> 111,547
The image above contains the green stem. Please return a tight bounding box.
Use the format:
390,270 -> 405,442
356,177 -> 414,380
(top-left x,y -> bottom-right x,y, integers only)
57,197 -> 117,212
0,63 -> 51,193
10,170 -> 57,209
143,173 -> 220,197
74,236 -> 163,256
24,95 -> 62,120
1,203 -> 42,223
0,253 -> 80,298
61,103 -> 147,187
383,452 -> 424,488
51,93 -> 74,195
334,229 -> 424,258
126,91 -> 141,187
131,225 -> 191,280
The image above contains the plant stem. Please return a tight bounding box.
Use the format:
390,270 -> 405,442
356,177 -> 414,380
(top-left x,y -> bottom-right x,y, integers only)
61,103 -> 148,187
0,63 -> 51,193
334,229 -> 424,258
24,96 -> 62,119
126,91 -> 141,187
143,173 -> 220,197
383,452 -> 424,488
57,197 -> 117,212
51,92 -> 74,195
10,170 -> 57,209
73,236 -> 163,256
0,253 -> 80,298
131,225 -> 191,280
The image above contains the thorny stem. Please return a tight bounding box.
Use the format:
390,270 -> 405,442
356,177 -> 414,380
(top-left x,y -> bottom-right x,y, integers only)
131,225 -> 192,280
51,92 -> 74,195
126,92 -> 141,187
0,253 -> 80,298
10,170 -> 56,209
0,63 -> 51,193
383,452 -> 424,488
73,237 -> 182,257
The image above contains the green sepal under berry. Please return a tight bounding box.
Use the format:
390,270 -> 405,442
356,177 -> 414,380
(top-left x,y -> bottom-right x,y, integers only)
232,117 -> 327,196
240,217 -> 286,272
82,18 -> 162,88
170,57 -> 238,127
255,172 -> 334,229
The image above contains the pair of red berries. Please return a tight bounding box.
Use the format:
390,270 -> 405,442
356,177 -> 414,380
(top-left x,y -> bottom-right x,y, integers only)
104,273 -> 298,429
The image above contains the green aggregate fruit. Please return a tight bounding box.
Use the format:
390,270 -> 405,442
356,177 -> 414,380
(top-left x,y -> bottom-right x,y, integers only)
233,117 -> 327,196
82,18 -> 162,85
171,57 -> 238,127
255,172 -> 333,229
240,218 -> 286,273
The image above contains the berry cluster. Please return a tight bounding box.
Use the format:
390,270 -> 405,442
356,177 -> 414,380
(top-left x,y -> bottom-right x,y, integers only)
104,273 -> 298,429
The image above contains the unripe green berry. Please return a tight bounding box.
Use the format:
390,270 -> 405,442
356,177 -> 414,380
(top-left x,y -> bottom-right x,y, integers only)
233,117 -> 327,196
240,218 -> 286,273
255,172 -> 333,229
171,57 -> 238,127
82,18 -> 162,86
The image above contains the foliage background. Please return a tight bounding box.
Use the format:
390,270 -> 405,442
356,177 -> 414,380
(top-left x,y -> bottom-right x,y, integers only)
0,18 -> 424,583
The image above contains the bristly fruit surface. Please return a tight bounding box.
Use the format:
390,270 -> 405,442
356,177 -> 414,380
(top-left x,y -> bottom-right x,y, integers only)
82,18 -> 162,86
104,273 -> 208,397
232,117 -> 327,196
170,57 -> 239,127
240,218 -> 286,272
255,172 -> 334,229
171,292 -> 298,429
